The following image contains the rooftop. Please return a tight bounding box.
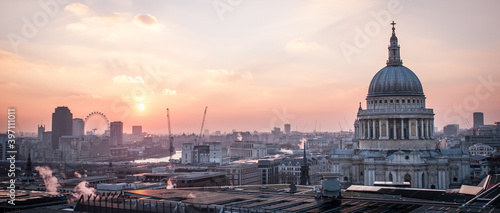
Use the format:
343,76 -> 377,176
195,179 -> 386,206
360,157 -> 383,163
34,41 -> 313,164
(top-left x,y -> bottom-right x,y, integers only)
77,183 -> 493,212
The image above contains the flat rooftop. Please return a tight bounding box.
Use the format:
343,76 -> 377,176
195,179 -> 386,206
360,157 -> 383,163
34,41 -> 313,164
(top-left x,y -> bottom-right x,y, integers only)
144,172 -> 226,180
114,184 -> 478,212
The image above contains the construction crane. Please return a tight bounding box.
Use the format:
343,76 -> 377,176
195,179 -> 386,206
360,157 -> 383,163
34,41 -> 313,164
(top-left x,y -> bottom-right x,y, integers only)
167,108 -> 174,156
344,117 -> 352,132
198,106 -> 208,145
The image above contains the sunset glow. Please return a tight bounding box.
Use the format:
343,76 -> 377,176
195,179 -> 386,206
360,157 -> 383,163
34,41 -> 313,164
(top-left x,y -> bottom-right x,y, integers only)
138,104 -> 146,111
1,1 -> 499,134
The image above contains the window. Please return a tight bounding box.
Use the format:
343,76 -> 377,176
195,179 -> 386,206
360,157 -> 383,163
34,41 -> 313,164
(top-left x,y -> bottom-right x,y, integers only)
384,100 -> 387,103
390,100 -> 393,103
413,100 -> 415,103
405,156 -> 409,160
396,100 -> 399,103
379,100 -> 382,103
402,100 -> 405,103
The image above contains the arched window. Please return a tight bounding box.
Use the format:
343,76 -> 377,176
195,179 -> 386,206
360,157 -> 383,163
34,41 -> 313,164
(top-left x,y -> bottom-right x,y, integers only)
389,173 -> 393,182
404,174 -> 411,183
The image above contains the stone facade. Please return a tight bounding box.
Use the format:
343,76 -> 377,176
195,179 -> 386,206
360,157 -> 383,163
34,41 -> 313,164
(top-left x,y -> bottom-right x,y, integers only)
229,141 -> 267,158
335,23 -> 470,189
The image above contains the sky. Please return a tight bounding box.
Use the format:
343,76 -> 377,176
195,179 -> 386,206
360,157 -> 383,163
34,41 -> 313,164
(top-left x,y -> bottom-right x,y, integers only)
1,0 -> 499,134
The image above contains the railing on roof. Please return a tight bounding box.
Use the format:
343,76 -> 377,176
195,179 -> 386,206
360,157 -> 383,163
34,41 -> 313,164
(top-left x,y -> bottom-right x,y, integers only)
358,108 -> 434,115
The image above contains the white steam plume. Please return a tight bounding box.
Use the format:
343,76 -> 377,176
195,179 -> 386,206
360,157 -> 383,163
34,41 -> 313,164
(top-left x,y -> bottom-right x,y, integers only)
35,166 -> 61,195
74,171 -> 82,178
299,138 -> 306,149
280,149 -> 293,154
166,178 -> 176,189
73,181 -> 95,197
236,132 -> 242,141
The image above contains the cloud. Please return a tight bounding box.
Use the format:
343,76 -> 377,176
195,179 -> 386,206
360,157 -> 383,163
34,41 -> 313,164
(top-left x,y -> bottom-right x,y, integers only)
133,14 -> 160,27
66,22 -> 87,31
162,88 -> 177,95
206,69 -> 253,83
65,3 -> 91,17
285,39 -> 325,54
111,75 -> 144,84
65,12 -> 128,33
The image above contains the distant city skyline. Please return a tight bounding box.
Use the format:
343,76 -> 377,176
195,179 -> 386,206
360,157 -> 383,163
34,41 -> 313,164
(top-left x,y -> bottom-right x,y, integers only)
1,1 -> 499,134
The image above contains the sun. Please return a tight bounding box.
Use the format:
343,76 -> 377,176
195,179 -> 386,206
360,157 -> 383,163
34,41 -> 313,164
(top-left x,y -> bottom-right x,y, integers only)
137,103 -> 145,110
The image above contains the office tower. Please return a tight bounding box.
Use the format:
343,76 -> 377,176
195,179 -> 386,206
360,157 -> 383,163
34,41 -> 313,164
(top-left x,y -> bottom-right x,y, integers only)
443,124 -> 459,137
51,106 -> 73,149
473,112 -> 484,130
110,121 -> 124,146
72,118 -> 84,136
284,124 -> 291,135
132,125 -> 142,135
38,124 -> 45,141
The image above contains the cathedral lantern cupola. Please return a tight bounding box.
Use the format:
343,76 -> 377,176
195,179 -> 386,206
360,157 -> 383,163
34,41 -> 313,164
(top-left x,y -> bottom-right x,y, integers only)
387,21 -> 402,66
356,22 -> 435,150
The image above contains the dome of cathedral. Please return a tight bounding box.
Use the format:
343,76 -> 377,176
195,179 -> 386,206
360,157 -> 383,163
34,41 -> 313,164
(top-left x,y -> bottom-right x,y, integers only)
367,21 -> 424,98
367,65 -> 424,97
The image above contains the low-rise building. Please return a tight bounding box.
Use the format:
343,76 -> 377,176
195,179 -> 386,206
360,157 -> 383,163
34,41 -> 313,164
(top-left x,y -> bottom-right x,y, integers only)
110,147 -> 128,159
182,142 -> 228,165
470,155 -> 490,179
469,144 -> 497,156
143,172 -> 228,187
278,157 -> 319,185
204,142 -> 229,165
306,138 -> 330,149
59,135 -> 110,162
258,158 -> 282,184
229,141 -> 267,158
209,163 -> 260,186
